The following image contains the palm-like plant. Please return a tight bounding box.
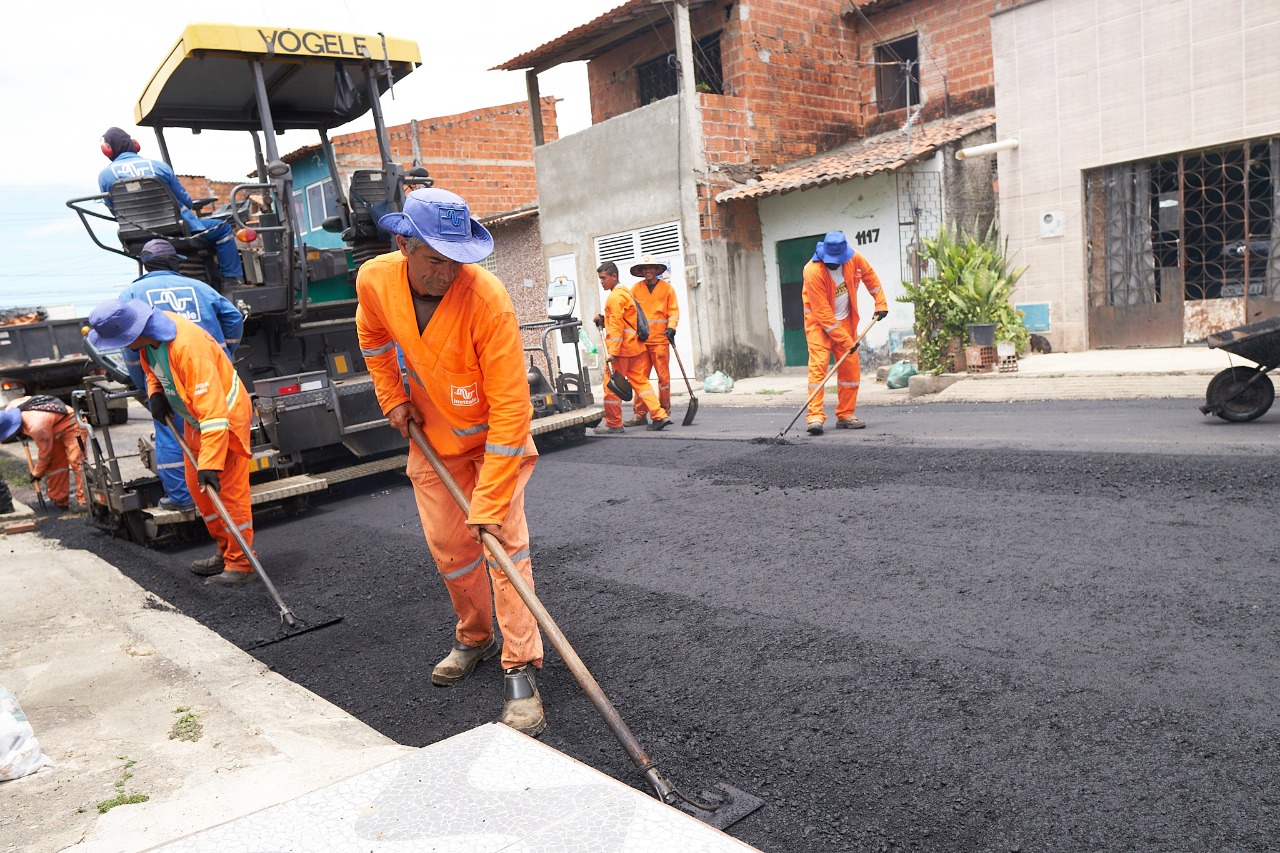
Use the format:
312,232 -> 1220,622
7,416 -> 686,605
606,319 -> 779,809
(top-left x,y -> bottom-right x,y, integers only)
899,221 -> 1029,372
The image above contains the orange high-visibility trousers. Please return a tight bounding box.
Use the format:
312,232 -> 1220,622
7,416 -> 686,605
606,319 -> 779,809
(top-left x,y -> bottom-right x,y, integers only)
805,331 -> 861,425
603,353 -> 668,428
632,343 -> 672,418
183,422 -> 255,573
40,418 -> 86,506
407,441 -> 544,671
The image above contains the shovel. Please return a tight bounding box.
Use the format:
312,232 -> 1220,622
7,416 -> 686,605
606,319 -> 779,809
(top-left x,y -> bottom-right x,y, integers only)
406,421 -> 762,830
165,415 -> 341,643
669,344 -> 699,426
20,441 -> 47,512
776,315 -> 880,440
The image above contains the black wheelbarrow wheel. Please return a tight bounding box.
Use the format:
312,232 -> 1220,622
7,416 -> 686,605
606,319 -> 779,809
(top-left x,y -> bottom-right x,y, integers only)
1206,366 -> 1275,422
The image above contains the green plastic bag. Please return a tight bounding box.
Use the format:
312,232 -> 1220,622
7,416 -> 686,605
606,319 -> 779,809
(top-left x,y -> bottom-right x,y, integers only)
885,360 -> 919,390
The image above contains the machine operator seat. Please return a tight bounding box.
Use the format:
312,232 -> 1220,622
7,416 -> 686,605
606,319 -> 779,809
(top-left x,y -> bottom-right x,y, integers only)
107,177 -> 224,287
346,170 -> 396,268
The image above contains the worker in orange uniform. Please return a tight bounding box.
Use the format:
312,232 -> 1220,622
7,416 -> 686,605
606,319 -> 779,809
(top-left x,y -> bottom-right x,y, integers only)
0,396 -> 86,510
356,188 -> 547,738
626,255 -> 680,427
802,231 -> 888,435
593,261 -> 673,434
86,298 -> 256,587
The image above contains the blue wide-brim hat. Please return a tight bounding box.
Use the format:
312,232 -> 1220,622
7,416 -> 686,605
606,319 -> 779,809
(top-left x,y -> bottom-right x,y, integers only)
377,188 -> 494,264
0,408 -> 21,442
86,298 -> 154,350
812,231 -> 855,265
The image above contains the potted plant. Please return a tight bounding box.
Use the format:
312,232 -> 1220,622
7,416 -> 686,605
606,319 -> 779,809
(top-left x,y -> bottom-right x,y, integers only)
899,222 -> 1030,373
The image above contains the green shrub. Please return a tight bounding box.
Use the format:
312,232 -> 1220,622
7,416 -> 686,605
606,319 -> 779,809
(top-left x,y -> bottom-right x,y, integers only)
899,222 -> 1030,373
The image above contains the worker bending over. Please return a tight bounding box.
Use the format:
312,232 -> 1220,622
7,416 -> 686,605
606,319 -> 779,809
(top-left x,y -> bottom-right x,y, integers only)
802,231 -> 888,435
87,299 -> 256,588
0,396 -> 86,510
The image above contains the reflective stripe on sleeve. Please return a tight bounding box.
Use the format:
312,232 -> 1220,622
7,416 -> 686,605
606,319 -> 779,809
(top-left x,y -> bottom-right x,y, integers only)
453,423 -> 491,437
361,342 -> 395,357
485,442 -> 525,457
199,418 -> 230,433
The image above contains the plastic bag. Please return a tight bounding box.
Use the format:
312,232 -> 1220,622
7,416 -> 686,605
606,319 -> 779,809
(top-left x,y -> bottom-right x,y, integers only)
703,370 -> 735,393
0,685 -> 54,782
885,360 -> 919,390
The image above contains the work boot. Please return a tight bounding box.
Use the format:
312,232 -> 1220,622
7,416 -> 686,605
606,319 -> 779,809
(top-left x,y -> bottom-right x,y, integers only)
190,553 -> 225,576
432,635 -> 500,686
159,497 -> 196,512
623,416 -> 649,427
806,422 -> 824,436
592,425 -> 624,435
646,417 -> 673,431
204,570 -> 255,588
65,498 -> 85,514
500,665 -> 547,738
836,417 -> 866,430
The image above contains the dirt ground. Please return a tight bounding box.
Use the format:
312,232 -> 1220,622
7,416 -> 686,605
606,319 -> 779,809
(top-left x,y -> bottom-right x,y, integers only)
41,409 -> 1280,852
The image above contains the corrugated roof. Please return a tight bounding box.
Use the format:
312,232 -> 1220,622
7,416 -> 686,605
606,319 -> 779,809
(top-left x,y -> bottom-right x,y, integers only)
715,111 -> 996,203
493,0 -> 714,73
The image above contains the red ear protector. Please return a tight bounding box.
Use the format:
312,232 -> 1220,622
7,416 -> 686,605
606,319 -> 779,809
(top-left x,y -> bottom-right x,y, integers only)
100,136 -> 141,158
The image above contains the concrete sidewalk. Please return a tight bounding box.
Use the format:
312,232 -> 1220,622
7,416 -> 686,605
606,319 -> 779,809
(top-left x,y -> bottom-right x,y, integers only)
681,345 -> 1240,410
0,344 -> 1253,851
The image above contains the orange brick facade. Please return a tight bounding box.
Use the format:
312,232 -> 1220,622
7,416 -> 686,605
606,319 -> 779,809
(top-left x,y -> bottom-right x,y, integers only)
332,98 -> 558,219
582,0 -> 1009,251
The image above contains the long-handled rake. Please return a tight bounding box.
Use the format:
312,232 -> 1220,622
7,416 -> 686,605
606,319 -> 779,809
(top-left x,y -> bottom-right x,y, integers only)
165,415 -> 341,644
406,421 -> 762,830
775,315 -> 880,440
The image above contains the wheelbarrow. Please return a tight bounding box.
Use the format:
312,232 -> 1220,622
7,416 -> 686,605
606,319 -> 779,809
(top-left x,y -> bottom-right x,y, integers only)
1199,316 -> 1280,422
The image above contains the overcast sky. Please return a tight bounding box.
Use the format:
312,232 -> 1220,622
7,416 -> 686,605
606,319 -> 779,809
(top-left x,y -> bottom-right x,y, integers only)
0,0 -> 619,311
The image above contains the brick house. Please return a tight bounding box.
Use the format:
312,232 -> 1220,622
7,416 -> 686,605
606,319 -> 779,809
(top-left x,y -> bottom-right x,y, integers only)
498,0 -> 1016,376
180,100 -> 558,331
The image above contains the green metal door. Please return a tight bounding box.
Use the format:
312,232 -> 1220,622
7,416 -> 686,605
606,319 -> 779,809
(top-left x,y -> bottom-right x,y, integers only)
777,235 -> 824,366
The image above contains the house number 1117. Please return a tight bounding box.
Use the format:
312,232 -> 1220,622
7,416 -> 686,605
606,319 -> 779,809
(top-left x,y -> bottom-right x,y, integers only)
854,229 -> 880,245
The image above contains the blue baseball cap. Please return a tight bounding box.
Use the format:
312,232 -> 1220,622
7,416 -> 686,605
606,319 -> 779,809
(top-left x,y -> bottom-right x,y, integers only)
377,188 -> 494,264
0,408 -> 20,442
812,231 -> 855,265
140,238 -> 186,261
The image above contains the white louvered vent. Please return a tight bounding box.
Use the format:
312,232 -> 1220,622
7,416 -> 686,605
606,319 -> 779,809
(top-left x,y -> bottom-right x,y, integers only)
594,232 -> 637,265
639,222 -> 682,257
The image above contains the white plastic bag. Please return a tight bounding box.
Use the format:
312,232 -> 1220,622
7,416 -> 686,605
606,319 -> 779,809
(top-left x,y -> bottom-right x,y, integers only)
0,685 -> 54,781
702,370 -> 735,393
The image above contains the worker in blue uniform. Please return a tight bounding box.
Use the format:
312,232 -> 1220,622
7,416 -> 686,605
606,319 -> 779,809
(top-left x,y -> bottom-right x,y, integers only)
98,126 -> 245,282
118,239 -> 244,512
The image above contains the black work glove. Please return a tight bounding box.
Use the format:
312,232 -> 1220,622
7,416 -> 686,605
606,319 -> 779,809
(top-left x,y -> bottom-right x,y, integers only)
148,392 -> 173,423
197,469 -> 221,492
873,310 -> 889,321
848,342 -> 860,355
593,313 -> 605,330
665,327 -> 676,343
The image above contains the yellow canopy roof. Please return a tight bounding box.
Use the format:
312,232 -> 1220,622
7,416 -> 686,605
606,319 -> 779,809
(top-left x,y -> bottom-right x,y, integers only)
135,23 -> 421,131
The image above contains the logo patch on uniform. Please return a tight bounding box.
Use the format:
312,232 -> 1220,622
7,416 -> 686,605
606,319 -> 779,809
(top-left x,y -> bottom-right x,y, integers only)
451,383 -> 479,407
437,206 -> 468,237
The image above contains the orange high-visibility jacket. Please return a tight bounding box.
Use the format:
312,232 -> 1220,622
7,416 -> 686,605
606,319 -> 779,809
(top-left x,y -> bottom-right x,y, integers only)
141,312 -> 252,472
630,278 -> 679,342
802,255 -> 887,351
604,286 -> 646,358
18,409 -> 79,478
355,253 -> 533,527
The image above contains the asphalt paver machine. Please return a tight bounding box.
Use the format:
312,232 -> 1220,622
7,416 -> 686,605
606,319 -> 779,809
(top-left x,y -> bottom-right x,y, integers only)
65,23 -> 596,544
